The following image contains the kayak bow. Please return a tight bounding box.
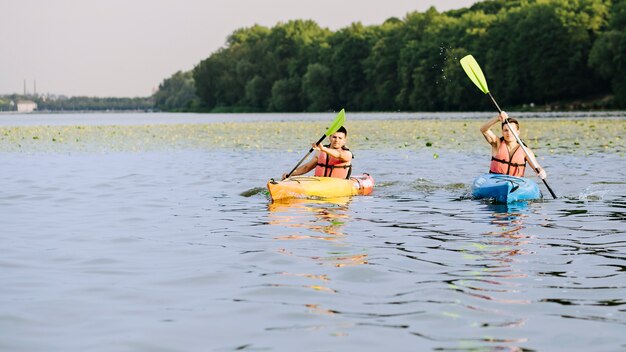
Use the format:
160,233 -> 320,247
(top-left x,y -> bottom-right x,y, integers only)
472,173 -> 542,203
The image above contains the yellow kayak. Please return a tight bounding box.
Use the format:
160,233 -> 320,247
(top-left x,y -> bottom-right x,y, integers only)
267,174 -> 374,201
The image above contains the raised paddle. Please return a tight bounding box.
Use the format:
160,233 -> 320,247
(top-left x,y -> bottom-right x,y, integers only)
460,55 -> 557,199
285,109 -> 346,179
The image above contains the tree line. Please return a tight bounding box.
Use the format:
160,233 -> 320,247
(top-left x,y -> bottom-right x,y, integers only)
0,94 -> 153,112
156,0 -> 625,112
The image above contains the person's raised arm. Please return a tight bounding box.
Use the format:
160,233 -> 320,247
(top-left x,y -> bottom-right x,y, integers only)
480,112 -> 508,145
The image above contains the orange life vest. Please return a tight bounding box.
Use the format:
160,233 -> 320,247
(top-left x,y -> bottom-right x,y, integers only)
489,137 -> 527,177
314,146 -> 353,179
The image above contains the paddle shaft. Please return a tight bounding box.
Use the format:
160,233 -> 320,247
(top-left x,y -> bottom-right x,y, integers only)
487,92 -> 557,199
285,135 -> 325,178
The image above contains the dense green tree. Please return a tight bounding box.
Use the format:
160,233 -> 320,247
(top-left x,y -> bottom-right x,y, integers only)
302,63 -> 334,111
243,75 -> 271,109
327,23 -> 378,110
362,19 -> 404,110
450,0 -> 534,17
590,0 -> 626,106
269,77 -> 302,111
483,0 -> 610,105
439,10 -> 497,110
194,50 -> 234,109
153,71 -> 200,111
267,20 -> 331,77
396,8 -> 459,110
180,0 -> 620,112
193,21 -> 330,112
0,97 -> 11,111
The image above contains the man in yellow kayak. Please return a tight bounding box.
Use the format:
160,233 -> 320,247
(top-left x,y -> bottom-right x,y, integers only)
282,126 -> 353,180
480,111 -> 547,179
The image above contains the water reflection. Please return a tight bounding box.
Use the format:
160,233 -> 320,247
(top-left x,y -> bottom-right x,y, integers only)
268,198 -> 351,239
443,201 -> 535,350
267,198 -> 368,267
263,197 -> 369,335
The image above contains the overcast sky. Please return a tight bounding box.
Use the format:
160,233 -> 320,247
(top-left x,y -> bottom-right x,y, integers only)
2,0 -> 479,97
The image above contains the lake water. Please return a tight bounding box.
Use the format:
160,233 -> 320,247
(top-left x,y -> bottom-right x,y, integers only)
1,112 -> 625,351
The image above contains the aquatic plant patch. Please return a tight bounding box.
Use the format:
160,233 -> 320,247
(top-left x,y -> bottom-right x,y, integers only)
0,119 -> 622,155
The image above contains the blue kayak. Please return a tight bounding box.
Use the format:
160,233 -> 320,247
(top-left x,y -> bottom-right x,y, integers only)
472,174 -> 542,203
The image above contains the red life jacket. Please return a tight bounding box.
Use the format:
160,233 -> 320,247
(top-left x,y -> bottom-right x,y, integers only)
314,146 -> 353,179
489,137 -> 526,177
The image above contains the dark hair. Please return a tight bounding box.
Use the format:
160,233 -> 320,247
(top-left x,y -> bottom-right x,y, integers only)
336,126 -> 347,135
502,118 -> 520,129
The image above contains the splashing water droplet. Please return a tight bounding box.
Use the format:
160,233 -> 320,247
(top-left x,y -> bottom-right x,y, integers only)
579,187 -> 611,201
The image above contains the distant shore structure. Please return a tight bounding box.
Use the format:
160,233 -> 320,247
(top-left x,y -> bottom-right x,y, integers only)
16,100 -> 37,113
23,79 -> 37,96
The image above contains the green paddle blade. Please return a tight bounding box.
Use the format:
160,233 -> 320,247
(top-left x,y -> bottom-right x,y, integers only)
324,109 -> 346,137
460,55 -> 490,94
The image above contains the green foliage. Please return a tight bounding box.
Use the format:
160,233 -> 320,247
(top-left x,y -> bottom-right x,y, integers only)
327,23 -> 377,110
36,96 -> 152,111
0,97 -> 11,111
589,0 -> 626,106
362,19 -> 404,110
302,63 -> 334,111
269,77 -> 302,111
482,0 -> 610,105
153,71 -> 200,111
181,0 -> 622,112
244,75 -> 271,108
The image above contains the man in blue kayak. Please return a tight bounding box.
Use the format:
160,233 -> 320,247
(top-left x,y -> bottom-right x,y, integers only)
480,111 -> 547,179
282,126 -> 353,180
